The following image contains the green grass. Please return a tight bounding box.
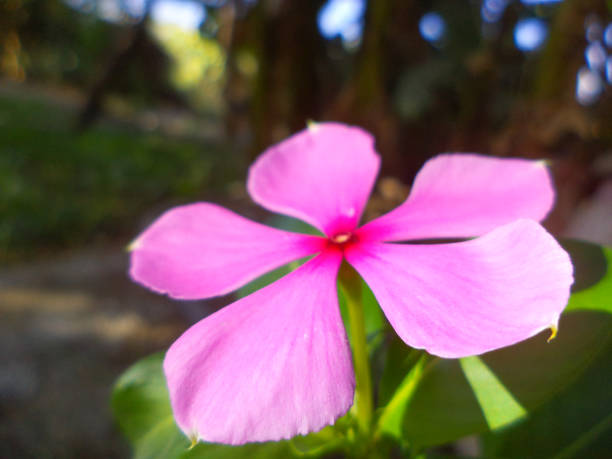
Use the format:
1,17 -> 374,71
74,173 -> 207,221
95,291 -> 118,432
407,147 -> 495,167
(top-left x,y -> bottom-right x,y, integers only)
0,91 -> 240,262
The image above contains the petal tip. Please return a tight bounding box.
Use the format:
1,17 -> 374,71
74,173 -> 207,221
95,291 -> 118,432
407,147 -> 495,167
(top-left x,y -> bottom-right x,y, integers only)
535,158 -> 552,168
126,238 -> 140,252
188,433 -> 198,449
547,323 -> 558,343
306,119 -> 320,132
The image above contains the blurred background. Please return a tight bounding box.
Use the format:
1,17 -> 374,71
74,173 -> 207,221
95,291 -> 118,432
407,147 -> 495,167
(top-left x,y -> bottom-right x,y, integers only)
1,0 -> 611,457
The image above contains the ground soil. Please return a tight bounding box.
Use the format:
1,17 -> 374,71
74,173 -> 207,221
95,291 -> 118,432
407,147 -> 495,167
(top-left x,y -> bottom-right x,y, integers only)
0,246 -> 207,458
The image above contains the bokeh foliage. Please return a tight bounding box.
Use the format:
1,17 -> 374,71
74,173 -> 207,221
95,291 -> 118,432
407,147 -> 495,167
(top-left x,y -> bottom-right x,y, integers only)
0,91 -> 239,261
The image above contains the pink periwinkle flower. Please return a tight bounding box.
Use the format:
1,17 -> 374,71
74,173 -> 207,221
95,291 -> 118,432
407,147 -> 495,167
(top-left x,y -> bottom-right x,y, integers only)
129,122 -> 573,445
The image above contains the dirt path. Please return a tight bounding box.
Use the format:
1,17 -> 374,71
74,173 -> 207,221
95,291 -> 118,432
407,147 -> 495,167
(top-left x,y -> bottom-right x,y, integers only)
0,246 -> 203,458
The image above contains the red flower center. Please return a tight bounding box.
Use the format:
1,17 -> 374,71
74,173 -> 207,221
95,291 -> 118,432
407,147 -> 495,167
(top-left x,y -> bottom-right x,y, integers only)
328,231 -> 359,252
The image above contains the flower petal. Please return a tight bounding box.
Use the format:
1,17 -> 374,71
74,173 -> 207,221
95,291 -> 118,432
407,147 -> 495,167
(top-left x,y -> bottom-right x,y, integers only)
358,154 -> 554,242
164,251 -> 354,445
130,203 -> 324,299
247,122 -> 380,236
346,219 -> 573,358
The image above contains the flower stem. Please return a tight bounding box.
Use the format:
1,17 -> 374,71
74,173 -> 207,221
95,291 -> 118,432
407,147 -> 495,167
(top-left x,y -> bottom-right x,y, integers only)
339,262 -> 373,438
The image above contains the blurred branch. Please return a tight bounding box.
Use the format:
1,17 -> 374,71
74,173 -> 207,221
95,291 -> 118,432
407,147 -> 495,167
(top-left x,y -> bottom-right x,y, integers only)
76,0 -> 185,129
534,0 -> 608,101
223,0 -> 327,157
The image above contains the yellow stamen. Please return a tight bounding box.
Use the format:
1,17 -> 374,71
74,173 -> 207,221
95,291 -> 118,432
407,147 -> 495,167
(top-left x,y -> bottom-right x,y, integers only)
332,233 -> 351,244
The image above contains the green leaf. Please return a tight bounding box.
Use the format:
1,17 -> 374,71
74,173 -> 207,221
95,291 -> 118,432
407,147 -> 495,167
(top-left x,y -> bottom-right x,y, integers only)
482,324 -> 612,458
562,239 -> 612,313
288,425 -> 346,457
133,417 -> 189,459
111,352 -> 192,459
186,440 -> 293,459
396,311 -> 612,448
377,338 -> 423,408
377,354 -> 429,439
460,356 -> 527,430
111,352 -> 173,445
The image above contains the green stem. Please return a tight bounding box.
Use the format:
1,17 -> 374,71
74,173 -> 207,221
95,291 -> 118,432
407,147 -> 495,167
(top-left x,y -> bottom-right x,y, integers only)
339,263 -> 373,437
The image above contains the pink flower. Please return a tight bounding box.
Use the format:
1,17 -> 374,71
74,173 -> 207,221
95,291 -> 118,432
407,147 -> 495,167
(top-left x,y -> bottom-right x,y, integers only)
129,122 -> 573,445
